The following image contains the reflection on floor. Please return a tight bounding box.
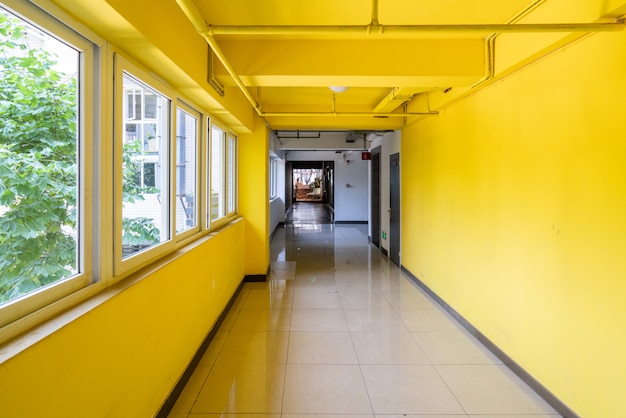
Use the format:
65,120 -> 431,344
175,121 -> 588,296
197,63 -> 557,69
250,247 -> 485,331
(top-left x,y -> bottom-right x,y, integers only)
168,223 -> 561,417
286,201 -> 333,224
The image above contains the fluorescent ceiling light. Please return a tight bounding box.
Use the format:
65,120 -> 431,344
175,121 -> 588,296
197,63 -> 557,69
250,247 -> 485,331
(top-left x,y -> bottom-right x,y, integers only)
329,86 -> 349,93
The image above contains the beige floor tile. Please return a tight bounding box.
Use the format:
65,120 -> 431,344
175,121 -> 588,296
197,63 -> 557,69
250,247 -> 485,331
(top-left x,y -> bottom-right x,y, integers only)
283,364 -> 373,414
470,415 -> 561,418
293,277 -> 338,293
374,414 -> 466,418
374,415 -> 467,418
240,289 -> 293,310
350,331 -> 430,364
230,309 -> 291,332
190,415 -> 280,418
191,362 -> 286,414
384,291 -> 437,310
168,224 -> 560,418
292,292 -> 342,309
361,365 -> 465,415
412,332 -> 501,364
397,308 -> 463,332
339,292 -> 394,309
285,415 -> 373,418
344,308 -> 407,332
436,364 -> 558,415
198,331 -> 228,364
288,331 -> 358,364
336,276 -> 383,293
375,277 -> 421,293
216,331 -> 289,364
290,309 -> 348,332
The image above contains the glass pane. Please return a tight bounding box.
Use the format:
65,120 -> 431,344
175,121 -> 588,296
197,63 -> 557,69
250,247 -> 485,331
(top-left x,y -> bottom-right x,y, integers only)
210,125 -> 225,221
227,135 -> 235,213
0,9 -> 80,304
121,73 -> 170,258
175,108 -> 197,233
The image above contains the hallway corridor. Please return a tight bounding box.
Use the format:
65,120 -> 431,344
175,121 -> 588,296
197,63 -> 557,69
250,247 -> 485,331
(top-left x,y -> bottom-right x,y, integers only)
168,224 -> 560,417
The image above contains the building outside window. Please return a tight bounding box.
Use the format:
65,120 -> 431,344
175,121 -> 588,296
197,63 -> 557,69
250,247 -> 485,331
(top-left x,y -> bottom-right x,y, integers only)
120,73 -> 170,258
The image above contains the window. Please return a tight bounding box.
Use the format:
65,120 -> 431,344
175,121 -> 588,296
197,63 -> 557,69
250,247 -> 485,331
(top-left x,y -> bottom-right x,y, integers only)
209,123 -> 236,225
175,106 -> 199,234
227,134 -> 236,214
210,125 -> 225,222
0,3 -> 94,325
270,158 -> 278,199
119,71 -> 171,261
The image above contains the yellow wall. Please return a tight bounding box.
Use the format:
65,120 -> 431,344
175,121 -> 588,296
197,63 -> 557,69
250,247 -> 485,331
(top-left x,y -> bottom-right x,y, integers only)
238,121 -> 271,275
0,220 -> 246,417
401,27 -> 626,417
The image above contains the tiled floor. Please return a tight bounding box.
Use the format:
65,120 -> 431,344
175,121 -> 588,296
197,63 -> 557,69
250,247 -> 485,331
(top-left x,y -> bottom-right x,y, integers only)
168,223 -> 561,418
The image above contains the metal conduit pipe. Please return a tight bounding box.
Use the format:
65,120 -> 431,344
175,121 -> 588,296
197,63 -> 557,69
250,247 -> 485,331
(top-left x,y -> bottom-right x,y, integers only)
207,22 -> 625,36
175,0 -> 264,117
262,112 -> 438,117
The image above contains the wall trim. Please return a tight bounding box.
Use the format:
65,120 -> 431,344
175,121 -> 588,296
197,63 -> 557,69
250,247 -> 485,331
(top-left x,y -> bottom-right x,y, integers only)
334,220 -> 367,224
244,274 -> 267,282
156,280 -> 246,418
400,266 -> 579,418
269,222 -> 284,242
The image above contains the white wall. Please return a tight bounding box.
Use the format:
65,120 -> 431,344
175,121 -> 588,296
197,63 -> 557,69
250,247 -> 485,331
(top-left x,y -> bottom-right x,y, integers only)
368,130 -> 401,253
287,150 -> 368,222
269,133 -> 286,237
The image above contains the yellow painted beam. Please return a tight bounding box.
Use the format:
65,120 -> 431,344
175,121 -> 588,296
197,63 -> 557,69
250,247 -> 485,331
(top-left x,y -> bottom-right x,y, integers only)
215,39 -> 486,79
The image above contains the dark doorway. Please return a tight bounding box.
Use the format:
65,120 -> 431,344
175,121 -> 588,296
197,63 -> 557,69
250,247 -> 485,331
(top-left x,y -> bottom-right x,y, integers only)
389,153 -> 400,265
371,147 -> 381,247
289,161 -> 334,205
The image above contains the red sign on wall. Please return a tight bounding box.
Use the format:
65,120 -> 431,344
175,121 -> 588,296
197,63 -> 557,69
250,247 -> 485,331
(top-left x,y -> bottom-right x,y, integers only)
362,152 -> 372,160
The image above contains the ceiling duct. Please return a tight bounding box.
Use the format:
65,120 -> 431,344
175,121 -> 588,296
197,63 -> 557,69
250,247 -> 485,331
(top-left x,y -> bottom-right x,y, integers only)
346,132 -> 366,143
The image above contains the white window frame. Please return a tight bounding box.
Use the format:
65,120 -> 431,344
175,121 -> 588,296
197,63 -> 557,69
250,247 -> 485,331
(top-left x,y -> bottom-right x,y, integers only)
113,55 -> 176,276
174,102 -> 202,241
0,0 -> 97,330
270,158 -> 278,199
227,133 -> 237,216
207,120 -> 237,229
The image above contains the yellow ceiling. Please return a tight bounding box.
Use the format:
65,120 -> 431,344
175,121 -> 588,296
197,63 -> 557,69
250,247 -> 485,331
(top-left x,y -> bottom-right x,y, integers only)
188,0 -> 554,131
48,0 -> 626,133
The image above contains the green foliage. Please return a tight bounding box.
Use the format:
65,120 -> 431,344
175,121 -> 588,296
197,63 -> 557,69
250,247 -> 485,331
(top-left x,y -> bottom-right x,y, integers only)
0,14 -> 78,302
121,139 -> 161,247
0,14 -> 158,303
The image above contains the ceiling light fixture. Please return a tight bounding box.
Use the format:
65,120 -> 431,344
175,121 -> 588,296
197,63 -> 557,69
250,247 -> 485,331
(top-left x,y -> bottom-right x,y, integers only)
329,86 -> 349,93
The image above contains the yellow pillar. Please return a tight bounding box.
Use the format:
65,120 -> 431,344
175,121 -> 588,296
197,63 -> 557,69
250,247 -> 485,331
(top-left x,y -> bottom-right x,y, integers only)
238,117 -> 270,278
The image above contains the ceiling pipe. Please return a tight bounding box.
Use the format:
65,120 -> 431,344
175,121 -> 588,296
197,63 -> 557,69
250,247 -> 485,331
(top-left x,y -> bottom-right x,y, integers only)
262,111 -> 437,117
207,22 -> 624,36
175,0 -> 264,117
176,0 -> 622,122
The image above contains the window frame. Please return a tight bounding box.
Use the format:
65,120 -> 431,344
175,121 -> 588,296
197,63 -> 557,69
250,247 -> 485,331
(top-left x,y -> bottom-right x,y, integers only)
174,102 -> 202,241
113,55 -> 176,276
0,0 -> 97,329
207,120 -> 237,229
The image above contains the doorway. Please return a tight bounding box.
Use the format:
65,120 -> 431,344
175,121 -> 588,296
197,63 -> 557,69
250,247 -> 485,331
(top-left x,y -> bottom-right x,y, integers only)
371,147 -> 381,247
389,153 -> 400,265
288,161 -> 334,205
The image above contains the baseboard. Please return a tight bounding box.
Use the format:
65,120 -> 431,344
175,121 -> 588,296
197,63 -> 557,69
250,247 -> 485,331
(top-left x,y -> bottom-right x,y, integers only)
155,280 -> 246,418
269,222 -> 285,241
400,266 -> 579,418
244,274 -> 267,282
334,220 -> 367,224
381,247 -> 388,257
